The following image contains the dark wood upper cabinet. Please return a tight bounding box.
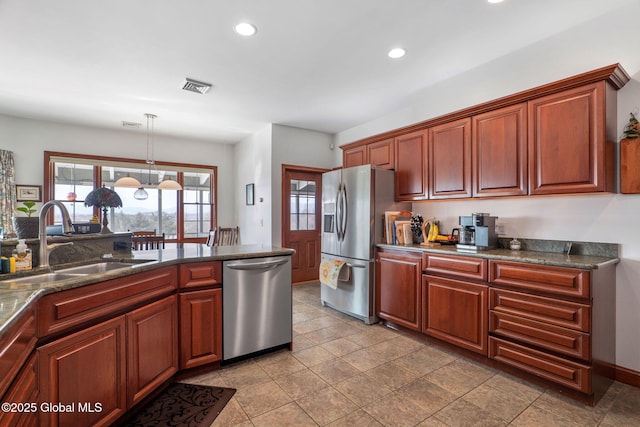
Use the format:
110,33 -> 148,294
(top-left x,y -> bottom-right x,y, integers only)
473,103 -> 528,197
528,81 -> 615,195
394,130 -> 428,200
428,118 -> 472,199
343,145 -> 366,168
367,138 -> 394,169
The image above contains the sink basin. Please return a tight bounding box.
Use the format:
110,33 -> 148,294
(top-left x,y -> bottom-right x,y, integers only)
56,262 -> 140,275
2,272 -> 85,285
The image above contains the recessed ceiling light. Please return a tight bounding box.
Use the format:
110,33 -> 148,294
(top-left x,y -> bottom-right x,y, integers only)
388,48 -> 406,59
234,22 -> 257,36
488,0 -> 504,3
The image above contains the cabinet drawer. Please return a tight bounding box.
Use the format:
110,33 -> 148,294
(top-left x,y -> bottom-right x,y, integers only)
38,266 -> 178,338
489,311 -> 590,360
489,260 -> 590,298
490,288 -> 591,332
423,253 -> 487,281
489,337 -> 591,393
179,261 -> 222,289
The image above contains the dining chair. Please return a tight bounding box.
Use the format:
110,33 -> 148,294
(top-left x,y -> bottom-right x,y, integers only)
130,230 -> 165,250
213,226 -> 239,246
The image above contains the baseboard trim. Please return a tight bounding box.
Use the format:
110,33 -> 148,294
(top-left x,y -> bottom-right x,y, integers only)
615,365 -> 640,388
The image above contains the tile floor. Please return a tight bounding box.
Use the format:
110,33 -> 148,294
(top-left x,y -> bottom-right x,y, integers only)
182,283 -> 640,426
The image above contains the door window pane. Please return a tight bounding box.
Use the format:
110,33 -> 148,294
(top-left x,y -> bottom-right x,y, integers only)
183,172 -> 212,238
289,179 -> 316,231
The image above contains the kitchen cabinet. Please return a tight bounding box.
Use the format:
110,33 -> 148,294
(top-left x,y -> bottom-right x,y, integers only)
179,288 -> 222,369
428,118 -> 472,199
488,259 -> 615,398
342,139 -> 394,169
528,82 -> 614,195
473,103 -> 528,197
38,315 -> 127,427
343,145 -> 367,168
621,137 -> 640,193
0,353 -> 38,427
126,295 -> 178,407
179,261 -> 222,290
0,305 -> 36,398
394,130 -> 428,201
376,249 -> 422,331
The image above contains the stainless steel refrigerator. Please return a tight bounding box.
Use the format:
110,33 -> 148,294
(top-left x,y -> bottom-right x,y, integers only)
321,164 -> 409,324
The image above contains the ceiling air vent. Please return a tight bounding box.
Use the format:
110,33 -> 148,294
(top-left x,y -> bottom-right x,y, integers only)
182,78 -> 212,95
121,121 -> 141,128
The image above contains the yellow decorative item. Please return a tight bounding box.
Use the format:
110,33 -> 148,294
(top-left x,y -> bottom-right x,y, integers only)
319,258 -> 348,290
427,221 -> 439,242
90,215 -> 100,223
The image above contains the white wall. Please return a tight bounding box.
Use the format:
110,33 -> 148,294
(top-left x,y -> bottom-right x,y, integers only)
0,114 -> 236,227
234,125 -> 273,245
334,6 -> 640,372
271,125 -> 335,246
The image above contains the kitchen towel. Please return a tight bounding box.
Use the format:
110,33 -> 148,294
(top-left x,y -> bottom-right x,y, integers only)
319,258 -> 348,289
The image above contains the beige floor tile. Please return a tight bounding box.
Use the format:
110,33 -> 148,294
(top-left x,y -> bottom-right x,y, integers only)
393,345 -> 458,375
334,373 -> 393,407
510,405 -> 585,427
341,347 -> 389,371
297,386 -> 359,425
364,360 -> 421,390
293,318 -> 331,334
416,417 -> 451,427
251,402 -> 317,427
346,328 -> 397,348
274,369 -> 329,400
533,391 -> 605,426
303,324 -> 357,345
180,370 -> 226,387
292,334 -> 317,352
259,353 -> 308,378
396,377 -> 458,414
423,362 -> 487,396
211,398 -> 250,427
309,358 -> 362,385
218,360 -> 272,390
463,383 -> 533,422
483,373 -> 544,404
363,391 -> 431,427
434,398 -> 508,427
447,357 -> 497,381
293,345 -> 337,367
325,409 -> 384,426
320,337 -> 363,357
234,380 -> 292,418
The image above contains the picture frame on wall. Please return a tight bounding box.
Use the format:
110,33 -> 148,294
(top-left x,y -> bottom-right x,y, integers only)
246,183 -> 255,205
16,185 -> 42,202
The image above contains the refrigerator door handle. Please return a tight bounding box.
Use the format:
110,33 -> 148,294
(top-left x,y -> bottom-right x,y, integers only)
341,184 -> 348,239
335,184 -> 343,241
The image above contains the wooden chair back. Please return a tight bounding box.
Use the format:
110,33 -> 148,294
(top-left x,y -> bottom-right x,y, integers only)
130,230 -> 165,250
213,226 -> 239,246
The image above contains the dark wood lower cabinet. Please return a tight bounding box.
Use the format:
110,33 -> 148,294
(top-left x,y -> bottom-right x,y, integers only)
422,275 -> 488,355
38,316 -> 127,427
179,288 -> 222,369
127,295 -> 178,407
0,353 -> 39,427
376,250 -> 422,331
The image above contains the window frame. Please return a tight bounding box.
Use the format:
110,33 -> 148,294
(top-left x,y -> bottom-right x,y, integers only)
44,151 -> 216,243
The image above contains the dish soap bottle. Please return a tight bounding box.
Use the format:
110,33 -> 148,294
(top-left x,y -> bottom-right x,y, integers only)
13,239 -> 32,271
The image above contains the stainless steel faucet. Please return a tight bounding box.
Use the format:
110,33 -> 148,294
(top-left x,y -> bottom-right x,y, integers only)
38,200 -> 74,268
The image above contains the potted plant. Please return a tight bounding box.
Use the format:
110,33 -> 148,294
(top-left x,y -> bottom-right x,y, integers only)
12,201 -> 40,239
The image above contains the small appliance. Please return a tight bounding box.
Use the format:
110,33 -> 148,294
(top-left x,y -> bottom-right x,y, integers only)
456,213 -> 498,252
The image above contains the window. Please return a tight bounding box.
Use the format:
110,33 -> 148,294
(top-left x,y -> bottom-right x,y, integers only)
46,152 -> 216,243
289,179 -> 316,231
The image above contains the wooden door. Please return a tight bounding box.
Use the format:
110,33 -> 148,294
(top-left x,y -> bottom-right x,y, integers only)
126,295 -> 178,407
394,130 -> 428,200
376,250 -> 422,331
528,82 -> 609,194
429,118 -> 472,199
179,288 -> 222,369
473,103 -> 528,197
423,275 -> 488,355
38,316 -> 126,427
283,166 -> 326,283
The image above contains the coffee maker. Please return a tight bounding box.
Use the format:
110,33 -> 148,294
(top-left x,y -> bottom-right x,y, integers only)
456,213 -> 498,251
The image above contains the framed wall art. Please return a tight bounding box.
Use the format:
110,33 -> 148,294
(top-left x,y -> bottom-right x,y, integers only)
16,185 -> 42,202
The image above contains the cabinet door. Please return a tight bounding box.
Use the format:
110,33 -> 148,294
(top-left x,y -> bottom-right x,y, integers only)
367,138 -> 394,169
179,288 -> 222,369
343,146 -> 367,168
127,295 -> 178,407
528,82 -> 609,194
423,275 -> 488,355
394,130 -> 428,200
473,103 -> 527,197
376,250 -> 422,331
429,118 -> 472,199
0,353 -> 38,427
38,316 -> 126,427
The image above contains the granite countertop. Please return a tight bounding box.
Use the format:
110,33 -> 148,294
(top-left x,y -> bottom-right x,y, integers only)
0,244 -> 294,339
377,243 -> 619,269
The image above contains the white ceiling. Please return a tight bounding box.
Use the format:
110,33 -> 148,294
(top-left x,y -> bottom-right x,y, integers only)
0,0 -> 634,143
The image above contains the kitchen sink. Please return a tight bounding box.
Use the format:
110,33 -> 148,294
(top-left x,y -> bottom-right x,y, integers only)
55,261 -> 140,275
2,272 -> 86,285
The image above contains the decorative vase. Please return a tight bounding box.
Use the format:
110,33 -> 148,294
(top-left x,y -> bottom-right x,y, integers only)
12,217 -> 39,239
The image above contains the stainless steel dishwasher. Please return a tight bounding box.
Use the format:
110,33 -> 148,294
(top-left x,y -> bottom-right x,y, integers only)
222,255 -> 292,361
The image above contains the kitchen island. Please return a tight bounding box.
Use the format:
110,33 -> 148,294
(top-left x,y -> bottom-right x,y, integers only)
0,244 -> 294,426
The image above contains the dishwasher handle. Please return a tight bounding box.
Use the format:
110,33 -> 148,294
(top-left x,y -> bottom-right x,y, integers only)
225,258 -> 289,270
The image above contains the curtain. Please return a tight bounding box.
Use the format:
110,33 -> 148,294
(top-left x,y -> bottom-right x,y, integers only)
0,149 -> 17,235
